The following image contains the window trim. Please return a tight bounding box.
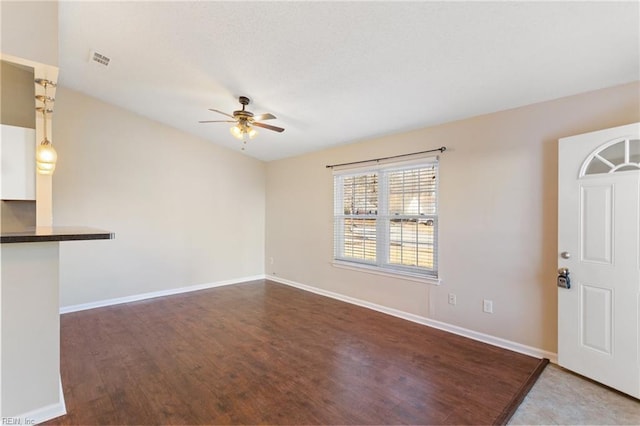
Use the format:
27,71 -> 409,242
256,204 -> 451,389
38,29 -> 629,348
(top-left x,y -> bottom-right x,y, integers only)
332,155 -> 440,284
331,260 -> 442,285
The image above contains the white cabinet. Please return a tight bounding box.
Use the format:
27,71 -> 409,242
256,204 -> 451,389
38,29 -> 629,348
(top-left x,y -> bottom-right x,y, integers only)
1,124 -> 36,200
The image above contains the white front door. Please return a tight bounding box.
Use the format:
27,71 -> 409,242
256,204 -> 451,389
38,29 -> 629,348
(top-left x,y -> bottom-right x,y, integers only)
558,122 -> 640,399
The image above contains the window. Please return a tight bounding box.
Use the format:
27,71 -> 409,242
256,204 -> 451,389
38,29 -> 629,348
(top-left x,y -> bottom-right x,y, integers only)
333,158 -> 439,281
581,138 -> 640,176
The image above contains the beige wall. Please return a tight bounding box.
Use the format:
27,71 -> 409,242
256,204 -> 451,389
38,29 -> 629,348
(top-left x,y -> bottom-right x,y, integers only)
1,60 -> 35,128
0,1 -> 58,67
265,81 -> 640,353
0,201 -> 35,231
53,87 -> 266,307
1,61 -> 37,230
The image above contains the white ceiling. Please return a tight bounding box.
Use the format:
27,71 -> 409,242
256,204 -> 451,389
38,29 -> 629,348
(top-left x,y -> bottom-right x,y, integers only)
58,1 -> 640,162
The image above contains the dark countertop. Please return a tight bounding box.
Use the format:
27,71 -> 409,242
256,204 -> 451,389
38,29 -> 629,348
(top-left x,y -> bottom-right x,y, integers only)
1,227 -> 114,244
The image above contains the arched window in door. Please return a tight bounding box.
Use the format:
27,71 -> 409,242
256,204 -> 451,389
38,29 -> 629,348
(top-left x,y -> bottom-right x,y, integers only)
580,138 -> 640,177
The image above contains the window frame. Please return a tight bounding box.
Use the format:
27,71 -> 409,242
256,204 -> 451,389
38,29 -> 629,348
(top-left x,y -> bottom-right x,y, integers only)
332,156 -> 441,285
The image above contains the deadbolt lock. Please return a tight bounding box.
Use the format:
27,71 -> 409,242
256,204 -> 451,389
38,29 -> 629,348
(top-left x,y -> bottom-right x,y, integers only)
557,267 -> 571,289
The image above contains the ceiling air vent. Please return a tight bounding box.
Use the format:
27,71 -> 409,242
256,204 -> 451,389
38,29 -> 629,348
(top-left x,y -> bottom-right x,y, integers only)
90,50 -> 110,66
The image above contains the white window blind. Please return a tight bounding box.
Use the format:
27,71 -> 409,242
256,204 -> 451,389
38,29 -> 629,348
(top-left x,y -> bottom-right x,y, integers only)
333,158 -> 439,280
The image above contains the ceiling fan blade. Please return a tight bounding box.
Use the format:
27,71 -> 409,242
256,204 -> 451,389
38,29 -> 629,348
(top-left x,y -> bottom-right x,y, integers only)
208,108 -> 235,119
199,120 -> 237,123
253,122 -> 285,133
253,113 -> 276,121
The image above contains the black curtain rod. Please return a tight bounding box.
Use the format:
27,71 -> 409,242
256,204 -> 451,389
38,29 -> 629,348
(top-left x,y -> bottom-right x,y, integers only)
325,146 -> 446,169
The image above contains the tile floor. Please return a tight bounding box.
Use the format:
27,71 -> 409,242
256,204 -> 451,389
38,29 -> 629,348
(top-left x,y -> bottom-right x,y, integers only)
509,364 -> 640,425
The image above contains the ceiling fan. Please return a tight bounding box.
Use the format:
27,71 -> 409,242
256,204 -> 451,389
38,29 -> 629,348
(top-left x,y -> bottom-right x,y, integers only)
199,96 -> 284,143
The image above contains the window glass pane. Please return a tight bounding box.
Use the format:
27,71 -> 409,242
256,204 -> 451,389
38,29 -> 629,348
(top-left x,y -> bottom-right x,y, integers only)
343,174 -> 377,215
416,219 -> 435,269
416,244 -> 435,269
599,142 -> 625,165
343,218 -> 376,261
389,219 -> 411,266
630,139 -> 640,164
389,219 -> 435,269
388,172 -> 404,215
585,157 -> 613,175
616,165 -> 640,172
419,167 -> 437,215
388,167 -> 436,215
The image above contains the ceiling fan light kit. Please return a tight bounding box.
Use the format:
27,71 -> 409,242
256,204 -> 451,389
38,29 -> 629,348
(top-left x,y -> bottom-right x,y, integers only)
200,96 -> 284,150
230,122 -> 257,140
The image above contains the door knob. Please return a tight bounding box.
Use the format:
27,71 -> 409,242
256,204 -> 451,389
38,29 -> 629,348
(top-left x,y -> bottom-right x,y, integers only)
561,251 -> 571,259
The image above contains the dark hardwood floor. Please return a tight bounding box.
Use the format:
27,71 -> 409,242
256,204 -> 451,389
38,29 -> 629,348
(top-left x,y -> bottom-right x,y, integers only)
45,280 -> 545,425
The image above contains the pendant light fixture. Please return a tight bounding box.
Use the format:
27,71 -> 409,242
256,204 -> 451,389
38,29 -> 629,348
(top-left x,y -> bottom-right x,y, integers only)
35,78 -> 57,175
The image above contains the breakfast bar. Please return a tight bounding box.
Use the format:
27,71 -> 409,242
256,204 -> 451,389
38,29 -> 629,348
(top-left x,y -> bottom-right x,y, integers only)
1,226 -> 114,244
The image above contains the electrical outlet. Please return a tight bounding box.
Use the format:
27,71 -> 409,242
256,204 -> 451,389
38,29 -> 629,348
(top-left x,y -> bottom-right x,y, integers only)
483,299 -> 493,313
448,293 -> 456,305
269,257 -> 274,265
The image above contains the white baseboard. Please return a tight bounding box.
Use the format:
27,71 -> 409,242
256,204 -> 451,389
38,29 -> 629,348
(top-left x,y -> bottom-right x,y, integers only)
59,275 -> 265,314
59,273 -> 557,363
267,274 -> 558,363
8,376 -> 66,424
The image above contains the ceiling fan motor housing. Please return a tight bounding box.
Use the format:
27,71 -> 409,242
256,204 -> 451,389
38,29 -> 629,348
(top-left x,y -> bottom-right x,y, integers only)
234,110 -> 254,119
234,96 -> 254,119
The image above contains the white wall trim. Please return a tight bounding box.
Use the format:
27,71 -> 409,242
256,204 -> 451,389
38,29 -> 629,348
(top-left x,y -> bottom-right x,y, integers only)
59,273 -> 557,363
267,274 -> 558,363
59,275 -> 265,314
9,376 -> 66,424
331,260 -> 442,285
